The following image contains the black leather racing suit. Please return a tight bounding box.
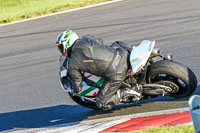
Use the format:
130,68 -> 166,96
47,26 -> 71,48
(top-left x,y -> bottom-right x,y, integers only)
68,35 -> 129,109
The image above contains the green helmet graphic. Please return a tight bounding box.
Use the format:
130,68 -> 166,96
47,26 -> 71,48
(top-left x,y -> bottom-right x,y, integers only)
56,30 -> 79,56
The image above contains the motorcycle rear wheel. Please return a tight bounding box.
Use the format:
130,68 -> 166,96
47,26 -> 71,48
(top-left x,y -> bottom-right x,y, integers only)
147,60 -> 197,98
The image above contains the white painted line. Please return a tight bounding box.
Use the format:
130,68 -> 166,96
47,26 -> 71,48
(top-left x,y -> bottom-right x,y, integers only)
0,0 -> 124,27
184,122 -> 193,125
13,107 -> 190,133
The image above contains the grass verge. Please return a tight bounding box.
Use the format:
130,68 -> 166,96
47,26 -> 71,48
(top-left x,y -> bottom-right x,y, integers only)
131,125 -> 194,133
0,0 -> 111,24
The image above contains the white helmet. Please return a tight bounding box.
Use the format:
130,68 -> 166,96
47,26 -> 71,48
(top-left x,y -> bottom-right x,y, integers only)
56,30 -> 79,56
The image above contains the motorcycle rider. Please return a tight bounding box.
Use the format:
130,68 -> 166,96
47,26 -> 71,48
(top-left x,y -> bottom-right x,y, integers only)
56,30 -> 142,110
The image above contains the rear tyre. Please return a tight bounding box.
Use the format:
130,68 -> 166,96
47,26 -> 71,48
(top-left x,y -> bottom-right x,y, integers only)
147,60 -> 197,97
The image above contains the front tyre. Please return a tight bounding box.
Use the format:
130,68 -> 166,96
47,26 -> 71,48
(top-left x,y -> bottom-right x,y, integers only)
147,60 -> 197,97
61,78 -> 99,110
68,92 -> 100,110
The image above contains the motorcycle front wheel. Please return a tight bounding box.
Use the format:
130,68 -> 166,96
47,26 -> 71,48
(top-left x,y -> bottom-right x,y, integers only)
68,92 -> 99,110
147,60 -> 198,98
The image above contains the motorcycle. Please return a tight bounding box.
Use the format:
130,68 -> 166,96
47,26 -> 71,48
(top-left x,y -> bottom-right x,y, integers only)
59,40 -> 198,109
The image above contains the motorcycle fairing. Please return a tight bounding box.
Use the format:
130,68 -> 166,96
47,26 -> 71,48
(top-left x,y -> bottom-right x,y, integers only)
130,40 -> 155,75
80,72 -> 104,97
60,69 -> 103,97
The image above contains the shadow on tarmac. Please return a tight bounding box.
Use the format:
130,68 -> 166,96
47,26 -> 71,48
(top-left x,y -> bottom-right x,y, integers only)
0,85 -> 199,132
0,104 -> 111,132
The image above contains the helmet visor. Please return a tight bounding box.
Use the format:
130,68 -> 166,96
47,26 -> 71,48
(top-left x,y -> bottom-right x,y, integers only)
57,43 -> 65,55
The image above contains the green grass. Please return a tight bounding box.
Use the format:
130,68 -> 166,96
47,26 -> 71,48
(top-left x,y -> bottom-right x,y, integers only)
131,125 -> 194,133
0,0 -> 111,24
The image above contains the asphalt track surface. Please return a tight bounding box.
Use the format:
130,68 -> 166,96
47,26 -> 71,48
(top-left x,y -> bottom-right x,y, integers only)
0,0 -> 200,132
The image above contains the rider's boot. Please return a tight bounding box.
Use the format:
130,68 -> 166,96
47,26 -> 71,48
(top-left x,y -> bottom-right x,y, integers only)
120,84 -> 143,102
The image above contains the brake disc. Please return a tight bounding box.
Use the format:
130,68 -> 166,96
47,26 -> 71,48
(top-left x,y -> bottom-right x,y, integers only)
155,80 -> 179,93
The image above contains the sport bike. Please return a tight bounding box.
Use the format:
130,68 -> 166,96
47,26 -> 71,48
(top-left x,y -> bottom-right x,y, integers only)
59,40 -> 198,109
